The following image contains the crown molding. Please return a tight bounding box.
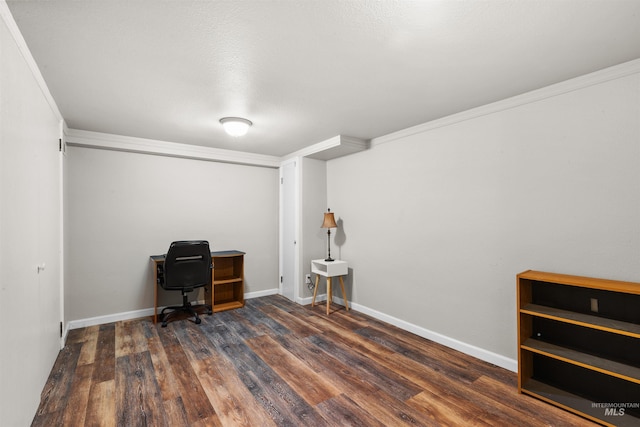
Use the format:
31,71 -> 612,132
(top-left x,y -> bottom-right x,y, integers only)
64,129 -> 281,168
372,58 -> 640,147
0,1 -> 63,122
282,135 -> 369,162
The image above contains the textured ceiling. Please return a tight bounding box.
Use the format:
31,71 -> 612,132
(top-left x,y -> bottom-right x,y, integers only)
7,0 -> 640,157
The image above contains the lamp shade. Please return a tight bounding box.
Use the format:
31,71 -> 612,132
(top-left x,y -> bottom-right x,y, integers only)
321,210 -> 337,228
220,117 -> 252,137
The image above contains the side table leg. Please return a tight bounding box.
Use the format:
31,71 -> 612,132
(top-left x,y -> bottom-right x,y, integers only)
326,277 -> 332,315
339,276 -> 349,311
312,275 -> 320,306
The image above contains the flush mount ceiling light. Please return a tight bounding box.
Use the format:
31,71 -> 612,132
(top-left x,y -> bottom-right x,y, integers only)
220,117 -> 252,137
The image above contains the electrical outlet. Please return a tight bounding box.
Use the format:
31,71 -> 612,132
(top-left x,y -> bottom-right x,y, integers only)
305,274 -> 311,283
590,298 -> 599,313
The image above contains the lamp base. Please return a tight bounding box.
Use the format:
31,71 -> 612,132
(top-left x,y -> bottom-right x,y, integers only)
324,257 -> 334,262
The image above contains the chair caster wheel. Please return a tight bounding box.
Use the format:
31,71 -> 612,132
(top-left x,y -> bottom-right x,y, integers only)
161,322 -> 167,328
207,310 -> 213,315
195,317 -> 201,324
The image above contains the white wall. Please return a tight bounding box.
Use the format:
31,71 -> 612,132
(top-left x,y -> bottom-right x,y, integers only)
0,6 -> 63,425
66,146 -> 279,323
327,67 -> 640,364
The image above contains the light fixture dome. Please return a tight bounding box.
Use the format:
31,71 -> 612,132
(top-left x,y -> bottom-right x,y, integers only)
220,117 -> 252,137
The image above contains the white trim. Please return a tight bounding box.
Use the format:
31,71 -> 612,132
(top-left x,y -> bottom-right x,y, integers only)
282,135 -> 368,161
67,307 -> 157,331
284,135 -> 341,159
65,128 -> 281,168
278,157 -> 301,303
58,120 -> 65,349
372,58 -> 640,147
297,293 -> 326,306
66,288 -> 279,331
0,2 -> 63,122
245,288 -> 279,299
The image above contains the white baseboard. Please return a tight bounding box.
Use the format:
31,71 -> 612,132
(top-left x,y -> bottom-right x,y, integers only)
297,293 -> 326,305
66,288 -> 516,373
67,306 -> 158,331
246,288 -> 280,299
66,288 -> 280,331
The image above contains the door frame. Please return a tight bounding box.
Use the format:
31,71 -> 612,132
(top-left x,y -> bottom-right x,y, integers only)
279,157 -> 301,303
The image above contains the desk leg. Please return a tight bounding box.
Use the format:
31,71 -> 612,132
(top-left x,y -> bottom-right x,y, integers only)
311,275 -> 320,307
339,276 -> 349,311
326,277 -> 332,315
207,268 -> 214,311
153,265 -> 158,324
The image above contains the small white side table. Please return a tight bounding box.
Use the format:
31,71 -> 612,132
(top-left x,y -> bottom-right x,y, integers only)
311,259 -> 349,315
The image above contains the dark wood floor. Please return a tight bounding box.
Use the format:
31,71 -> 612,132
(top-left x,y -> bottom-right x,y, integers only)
32,295 -> 597,426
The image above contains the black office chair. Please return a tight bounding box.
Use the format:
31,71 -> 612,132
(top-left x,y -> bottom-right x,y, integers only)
159,240 -> 213,327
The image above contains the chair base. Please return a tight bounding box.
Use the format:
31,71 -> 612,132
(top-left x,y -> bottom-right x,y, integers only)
160,292 -> 212,327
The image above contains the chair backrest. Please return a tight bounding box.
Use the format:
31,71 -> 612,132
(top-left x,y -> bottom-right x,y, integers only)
162,240 -> 212,291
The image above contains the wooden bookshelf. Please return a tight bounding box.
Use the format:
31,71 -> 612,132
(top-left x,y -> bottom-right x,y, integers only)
208,250 -> 245,312
517,270 -> 640,426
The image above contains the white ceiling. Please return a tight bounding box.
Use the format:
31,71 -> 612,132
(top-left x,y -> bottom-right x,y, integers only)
7,0 -> 640,157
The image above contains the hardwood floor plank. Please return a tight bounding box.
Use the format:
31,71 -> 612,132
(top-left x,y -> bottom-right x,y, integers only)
85,379 -> 115,427
65,327 -> 87,345
315,393 -> 386,427
172,319 -> 279,426
191,415 -> 224,427
242,367 -> 328,427
60,363 -> 93,426
246,334 -> 341,405
172,320 -> 215,361
207,318 -> 329,426
77,325 -> 100,366
157,325 -> 217,424
258,303 -> 322,337
92,323 -> 116,384
224,341 -> 327,425
115,320 -> 135,358
142,321 -> 182,401
272,333 -> 380,397
131,320 -> 150,354
319,327 -> 471,399
32,294 -> 603,427
30,409 -> 63,427
191,354 -> 277,427
231,304 -> 291,337
357,320 -> 515,387
213,309 -> 266,341
252,294 -> 307,315
355,326 -> 482,384
115,351 -> 169,427
406,390 -> 493,426
472,375 -> 597,427
347,388 -> 432,427
307,333 -> 423,401
162,397 -> 190,426
370,339 -> 581,427
307,305 -> 371,331
35,342 -> 82,416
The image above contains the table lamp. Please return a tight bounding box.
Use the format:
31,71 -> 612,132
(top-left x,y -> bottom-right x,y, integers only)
321,208 -> 337,261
